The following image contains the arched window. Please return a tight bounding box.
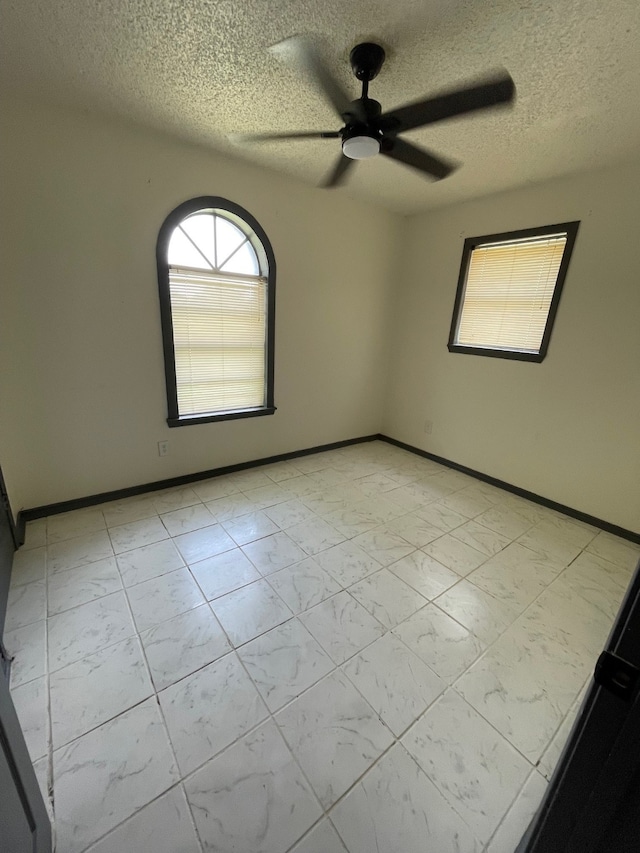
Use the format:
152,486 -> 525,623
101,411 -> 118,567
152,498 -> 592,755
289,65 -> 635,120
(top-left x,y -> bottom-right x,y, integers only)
156,197 -> 276,426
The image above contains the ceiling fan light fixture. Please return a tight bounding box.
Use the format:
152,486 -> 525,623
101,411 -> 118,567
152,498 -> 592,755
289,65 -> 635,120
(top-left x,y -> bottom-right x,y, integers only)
342,135 -> 380,160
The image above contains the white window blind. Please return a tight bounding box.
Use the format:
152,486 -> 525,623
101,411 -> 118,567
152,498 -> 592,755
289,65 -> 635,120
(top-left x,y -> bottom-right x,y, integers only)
169,268 -> 267,417
455,234 -> 568,353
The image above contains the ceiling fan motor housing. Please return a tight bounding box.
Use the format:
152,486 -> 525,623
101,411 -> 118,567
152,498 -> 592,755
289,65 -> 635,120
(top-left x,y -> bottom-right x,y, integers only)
349,42 -> 386,81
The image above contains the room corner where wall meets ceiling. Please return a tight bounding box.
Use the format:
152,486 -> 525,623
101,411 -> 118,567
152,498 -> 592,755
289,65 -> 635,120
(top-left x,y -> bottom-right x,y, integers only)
382,162 -> 640,533
0,94 -> 400,512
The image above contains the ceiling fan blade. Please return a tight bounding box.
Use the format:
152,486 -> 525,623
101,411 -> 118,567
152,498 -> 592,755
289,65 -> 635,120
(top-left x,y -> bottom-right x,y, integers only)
233,131 -> 340,143
269,36 -> 364,123
322,154 -> 354,188
377,73 -> 515,134
380,138 -> 456,180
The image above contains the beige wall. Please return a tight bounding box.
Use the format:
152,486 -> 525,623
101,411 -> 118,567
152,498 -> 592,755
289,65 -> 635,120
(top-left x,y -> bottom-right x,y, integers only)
383,163 -> 640,532
0,97 -> 399,509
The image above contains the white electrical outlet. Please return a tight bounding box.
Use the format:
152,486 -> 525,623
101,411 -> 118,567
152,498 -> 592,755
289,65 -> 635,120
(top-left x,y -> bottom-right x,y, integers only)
424,420 -> 433,435
158,440 -> 169,457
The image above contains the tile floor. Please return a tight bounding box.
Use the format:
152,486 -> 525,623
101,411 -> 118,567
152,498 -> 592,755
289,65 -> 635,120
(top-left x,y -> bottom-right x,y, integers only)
4,441 -> 640,853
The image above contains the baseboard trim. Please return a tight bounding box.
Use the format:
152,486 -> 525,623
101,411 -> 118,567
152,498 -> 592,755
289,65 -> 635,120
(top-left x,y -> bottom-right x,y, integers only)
20,434 -> 380,522
19,432 -> 639,546
378,434 -> 640,545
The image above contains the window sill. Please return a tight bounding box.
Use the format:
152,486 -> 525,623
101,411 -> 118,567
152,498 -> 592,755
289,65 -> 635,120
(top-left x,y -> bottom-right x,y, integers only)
167,406 -> 277,427
447,344 -> 545,362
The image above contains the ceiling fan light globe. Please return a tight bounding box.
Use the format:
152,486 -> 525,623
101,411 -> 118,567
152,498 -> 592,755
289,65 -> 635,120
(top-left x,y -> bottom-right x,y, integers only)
342,135 -> 380,160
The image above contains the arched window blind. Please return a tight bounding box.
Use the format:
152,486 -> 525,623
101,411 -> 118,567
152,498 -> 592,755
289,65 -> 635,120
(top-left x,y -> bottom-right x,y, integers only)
157,198 -> 276,426
448,222 -> 579,362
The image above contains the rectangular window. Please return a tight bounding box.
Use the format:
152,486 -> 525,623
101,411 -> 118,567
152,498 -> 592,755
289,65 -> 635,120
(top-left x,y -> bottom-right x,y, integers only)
448,221 -> 579,362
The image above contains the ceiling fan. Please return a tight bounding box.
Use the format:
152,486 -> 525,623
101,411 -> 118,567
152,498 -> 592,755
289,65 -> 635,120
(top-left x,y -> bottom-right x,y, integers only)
238,37 -> 516,187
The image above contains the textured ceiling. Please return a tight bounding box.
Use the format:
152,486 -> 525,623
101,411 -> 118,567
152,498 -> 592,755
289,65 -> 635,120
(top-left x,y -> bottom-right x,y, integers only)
2,0 -> 640,213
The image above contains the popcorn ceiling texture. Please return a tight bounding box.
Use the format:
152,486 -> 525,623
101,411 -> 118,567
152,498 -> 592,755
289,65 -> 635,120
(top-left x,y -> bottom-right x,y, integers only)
1,0 -> 639,213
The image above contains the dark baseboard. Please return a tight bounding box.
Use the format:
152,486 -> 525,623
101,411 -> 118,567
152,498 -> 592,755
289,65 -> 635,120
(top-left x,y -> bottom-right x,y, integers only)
378,434 -> 640,545
20,434 -> 380,522
18,432 -> 639,547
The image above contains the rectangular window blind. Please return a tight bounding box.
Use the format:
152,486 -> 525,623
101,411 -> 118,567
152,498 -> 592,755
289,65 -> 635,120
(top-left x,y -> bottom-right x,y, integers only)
455,234 -> 568,352
169,268 -> 267,416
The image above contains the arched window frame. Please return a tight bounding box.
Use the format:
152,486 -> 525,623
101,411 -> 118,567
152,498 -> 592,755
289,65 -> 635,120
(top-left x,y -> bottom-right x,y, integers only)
156,197 -> 276,427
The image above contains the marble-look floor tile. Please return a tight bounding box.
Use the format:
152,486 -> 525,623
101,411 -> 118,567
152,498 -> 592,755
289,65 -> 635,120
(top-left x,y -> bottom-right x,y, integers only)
323,503 -> 384,538
299,591 -> 385,664
231,469 -> 275,491
563,550 -> 633,600
343,632 -> 445,736
108,516 -> 169,555
126,568 -> 205,632
385,512 -> 443,548
159,503 -> 215,537
173,523 -> 236,564
475,504 -> 537,540
440,490 -> 496,518
284,474 -> 323,497
268,557 -> 341,614
518,575 -> 616,661
48,530 -> 114,574
263,460 -> 304,482
537,704 -> 579,782
21,519 -> 47,550
192,475 -> 240,502
242,531 -> 307,575
86,785 -> 201,853
50,637 -> 153,747
5,620 -> 46,688
54,698 -> 179,853
331,743 -> 482,853
189,547 -> 260,600
289,820 -> 347,853
32,755 -> 53,822
386,485 -> 433,513
389,550 -> 460,600
46,507 -> 106,544
48,591 -> 135,671
349,568 -> 427,628
403,690 -> 530,843
10,676 -> 49,761
115,538 -> 185,587
423,534 -> 487,576
301,484 -> 364,516
150,485 -> 201,513
48,557 -> 122,615
456,623 -> 589,762
210,579 -> 292,646
466,543 -> 563,612
204,492 -> 254,521
159,651 -> 268,775
353,472 -> 399,495
285,516 -> 346,556
221,510 -> 280,545
140,604 -> 231,690
185,720 -> 321,853
9,546 -> 46,587
238,618 -> 334,711
242,482 -> 295,510
486,771 -> 548,853
5,580 -> 46,630
262,499 -> 316,529
435,579 -> 520,644
351,527 -> 415,567
451,519 -> 511,557
517,525 -> 583,567
101,495 -> 158,528
276,669 -> 393,807
393,604 -> 485,682
586,531 -> 640,571
538,515 -> 598,548
313,540 -> 381,587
